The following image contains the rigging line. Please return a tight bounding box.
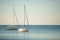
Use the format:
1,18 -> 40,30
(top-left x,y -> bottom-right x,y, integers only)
12,1 -> 19,27
13,6 -> 15,25
23,0 -> 25,28
25,5 -> 29,29
12,0 -> 15,25
24,5 -> 29,29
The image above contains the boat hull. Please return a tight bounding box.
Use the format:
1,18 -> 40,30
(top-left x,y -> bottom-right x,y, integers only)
18,28 -> 28,32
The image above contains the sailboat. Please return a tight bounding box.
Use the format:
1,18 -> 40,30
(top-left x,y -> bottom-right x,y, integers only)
5,4 -> 29,32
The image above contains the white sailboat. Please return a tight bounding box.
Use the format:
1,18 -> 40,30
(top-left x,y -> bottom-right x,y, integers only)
5,4 -> 29,32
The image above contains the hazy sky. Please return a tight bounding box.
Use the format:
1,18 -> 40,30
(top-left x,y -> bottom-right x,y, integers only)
0,0 -> 60,25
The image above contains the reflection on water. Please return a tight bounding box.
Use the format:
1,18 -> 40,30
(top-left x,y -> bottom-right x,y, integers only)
0,25 -> 60,40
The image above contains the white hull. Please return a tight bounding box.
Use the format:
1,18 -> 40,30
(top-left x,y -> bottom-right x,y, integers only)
18,28 -> 28,32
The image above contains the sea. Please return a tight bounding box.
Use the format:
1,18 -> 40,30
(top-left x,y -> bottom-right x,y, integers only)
0,25 -> 60,40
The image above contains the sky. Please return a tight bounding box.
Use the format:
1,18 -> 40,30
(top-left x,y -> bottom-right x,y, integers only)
0,0 -> 60,25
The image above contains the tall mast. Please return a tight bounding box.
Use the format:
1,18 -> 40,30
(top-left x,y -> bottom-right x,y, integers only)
12,1 -> 19,26
24,5 -> 29,29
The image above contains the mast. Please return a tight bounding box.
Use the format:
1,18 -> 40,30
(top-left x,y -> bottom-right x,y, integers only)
24,5 -> 29,29
12,1 -> 19,26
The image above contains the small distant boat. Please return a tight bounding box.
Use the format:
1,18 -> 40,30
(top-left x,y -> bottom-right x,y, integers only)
5,27 -> 17,30
5,3 -> 29,32
17,5 -> 29,32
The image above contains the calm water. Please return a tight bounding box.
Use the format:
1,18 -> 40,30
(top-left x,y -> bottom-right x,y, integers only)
0,25 -> 60,40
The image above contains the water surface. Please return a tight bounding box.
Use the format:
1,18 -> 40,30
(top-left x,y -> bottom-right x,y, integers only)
0,25 -> 60,40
